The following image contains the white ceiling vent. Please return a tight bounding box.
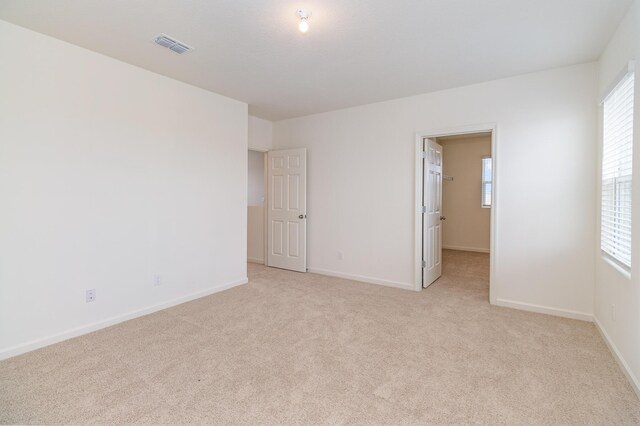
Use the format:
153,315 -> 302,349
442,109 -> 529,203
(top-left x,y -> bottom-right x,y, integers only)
153,34 -> 194,54
169,42 -> 192,54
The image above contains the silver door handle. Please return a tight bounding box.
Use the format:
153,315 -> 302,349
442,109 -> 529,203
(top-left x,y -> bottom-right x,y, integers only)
440,216 -> 446,221
298,214 -> 306,219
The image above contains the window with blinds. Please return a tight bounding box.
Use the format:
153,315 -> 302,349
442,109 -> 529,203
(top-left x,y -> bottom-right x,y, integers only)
601,71 -> 635,269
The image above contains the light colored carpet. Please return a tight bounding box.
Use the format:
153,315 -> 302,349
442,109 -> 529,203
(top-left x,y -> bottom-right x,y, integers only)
1,250 -> 639,425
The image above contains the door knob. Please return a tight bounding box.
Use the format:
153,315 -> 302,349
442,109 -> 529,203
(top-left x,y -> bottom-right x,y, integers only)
298,214 -> 306,219
440,216 -> 446,221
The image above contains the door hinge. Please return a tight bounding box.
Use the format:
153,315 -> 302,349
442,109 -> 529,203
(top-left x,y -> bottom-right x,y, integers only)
421,151 -> 426,159
422,260 -> 426,268
422,206 -> 427,214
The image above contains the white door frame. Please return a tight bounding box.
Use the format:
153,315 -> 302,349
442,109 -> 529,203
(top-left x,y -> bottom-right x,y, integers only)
414,123 -> 498,304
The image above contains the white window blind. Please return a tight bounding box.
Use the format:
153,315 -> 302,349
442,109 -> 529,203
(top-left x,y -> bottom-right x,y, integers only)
601,71 -> 635,268
481,157 -> 492,208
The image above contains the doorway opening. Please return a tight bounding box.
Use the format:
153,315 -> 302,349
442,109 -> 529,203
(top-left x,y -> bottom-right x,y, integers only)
415,125 -> 497,303
247,149 -> 267,264
247,148 -> 308,272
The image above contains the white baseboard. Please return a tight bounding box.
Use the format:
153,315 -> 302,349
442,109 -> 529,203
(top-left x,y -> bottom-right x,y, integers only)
442,245 -> 490,253
495,298 -> 593,322
593,316 -> 640,399
247,257 -> 264,264
308,267 -> 415,291
0,277 -> 248,361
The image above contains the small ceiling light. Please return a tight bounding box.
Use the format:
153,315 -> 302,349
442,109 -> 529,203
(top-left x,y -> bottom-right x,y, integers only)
296,9 -> 312,33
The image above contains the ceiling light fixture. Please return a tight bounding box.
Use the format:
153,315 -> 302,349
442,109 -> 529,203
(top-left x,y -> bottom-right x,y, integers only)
296,9 -> 312,33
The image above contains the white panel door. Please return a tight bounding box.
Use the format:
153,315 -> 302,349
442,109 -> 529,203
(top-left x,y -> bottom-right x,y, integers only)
423,139 -> 443,287
267,148 -> 307,272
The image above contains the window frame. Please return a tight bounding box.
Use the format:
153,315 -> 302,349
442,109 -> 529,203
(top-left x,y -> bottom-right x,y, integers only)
481,156 -> 492,209
600,67 -> 635,271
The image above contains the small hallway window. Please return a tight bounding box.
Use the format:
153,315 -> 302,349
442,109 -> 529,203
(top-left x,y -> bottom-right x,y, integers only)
482,157 -> 492,208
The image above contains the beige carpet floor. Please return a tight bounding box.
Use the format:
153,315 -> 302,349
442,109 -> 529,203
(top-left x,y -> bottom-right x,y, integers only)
1,250 -> 639,425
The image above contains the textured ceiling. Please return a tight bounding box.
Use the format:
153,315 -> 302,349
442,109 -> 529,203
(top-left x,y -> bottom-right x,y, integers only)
0,0 -> 632,120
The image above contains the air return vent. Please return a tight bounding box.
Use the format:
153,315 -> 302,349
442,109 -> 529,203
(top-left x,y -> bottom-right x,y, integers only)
153,34 -> 194,54
169,42 -> 192,54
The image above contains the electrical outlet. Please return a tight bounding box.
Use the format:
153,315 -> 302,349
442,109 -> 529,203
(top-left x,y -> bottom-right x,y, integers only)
337,251 -> 343,260
86,289 -> 96,303
611,304 -> 616,321
153,275 -> 161,286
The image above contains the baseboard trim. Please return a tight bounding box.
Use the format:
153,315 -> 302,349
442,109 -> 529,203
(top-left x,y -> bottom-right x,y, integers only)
308,267 -> 415,291
442,245 -> 490,253
0,277 -> 248,361
495,298 -> 593,322
593,316 -> 640,399
247,257 -> 264,264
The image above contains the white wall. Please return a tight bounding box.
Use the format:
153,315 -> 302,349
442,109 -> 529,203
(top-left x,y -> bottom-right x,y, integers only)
0,20 -> 248,358
248,150 -> 265,206
248,116 -> 273,152
595,0 -> 640,396
247,150 -> 265,263
439,135 -> 491,252
274,62 -> 597,318
247,206 -> 264,264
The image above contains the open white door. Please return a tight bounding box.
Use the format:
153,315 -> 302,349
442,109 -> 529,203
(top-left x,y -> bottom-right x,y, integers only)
267,148 -> 307,272
423,138 -> 443,287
